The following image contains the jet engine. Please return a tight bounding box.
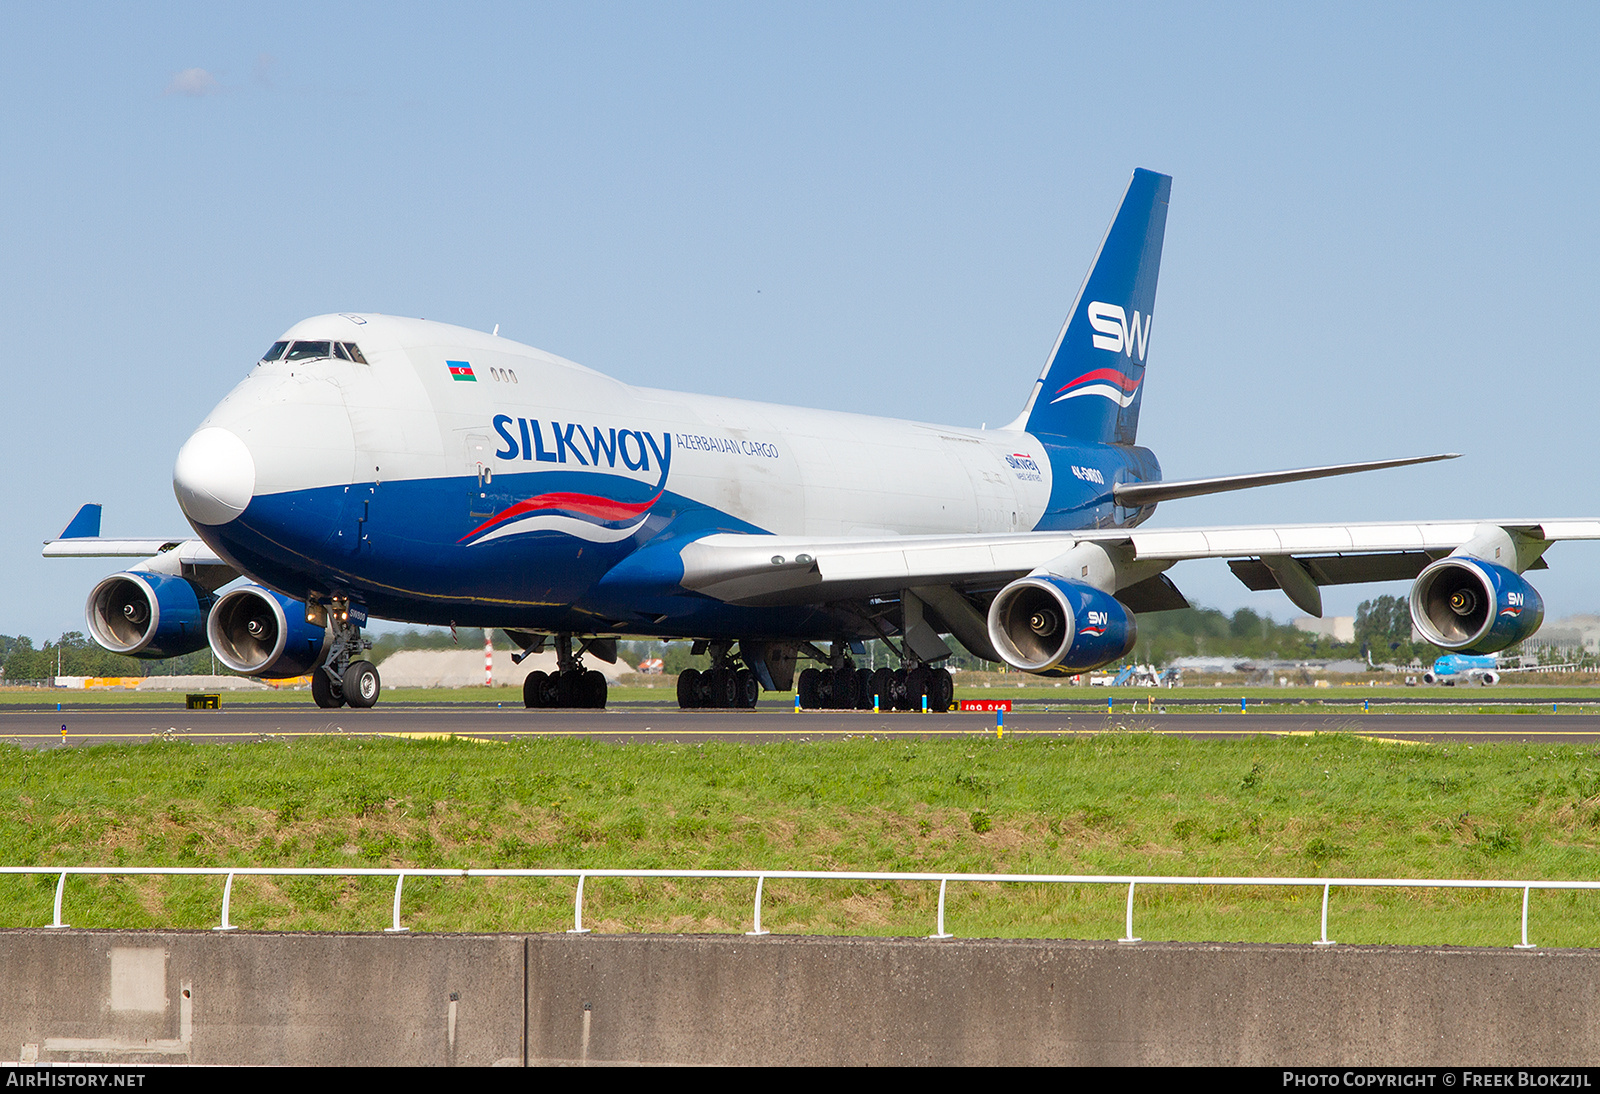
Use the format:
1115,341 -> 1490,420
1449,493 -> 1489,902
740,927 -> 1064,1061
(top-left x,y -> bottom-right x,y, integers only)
1409,557 -> 1543,654
85,571 -> 211,658
986,575 -> 1136,674
207,585 -> 329,677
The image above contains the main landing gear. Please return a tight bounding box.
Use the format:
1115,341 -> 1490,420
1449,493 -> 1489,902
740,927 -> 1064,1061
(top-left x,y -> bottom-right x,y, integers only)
796,663 -> 955,712
311,600 -> 380,709
677,641 -> 759,709
523,633 -> 608,709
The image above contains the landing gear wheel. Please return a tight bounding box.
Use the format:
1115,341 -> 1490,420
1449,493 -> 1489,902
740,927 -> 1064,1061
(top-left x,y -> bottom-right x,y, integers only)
797,667 -> 821,710
832,667 -> 858,710
583,669 -> 608,709
678,668 -> 703,709
906,667 -> 932,712
311,667 -> 344,709
855,668 -> 873,710
869,668 -> 894,711
737,668 -> 759,709
930,668 -> 955,712
816,668 -> 835,708
524,670 -> 548,709
709,667 -> 739,708
342,661 -> 381,709
556,669 -> 583,707
891,668 -> 911,711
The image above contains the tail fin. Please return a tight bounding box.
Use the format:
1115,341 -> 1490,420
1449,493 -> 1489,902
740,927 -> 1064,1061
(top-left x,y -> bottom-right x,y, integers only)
1012,169 -> 1171,444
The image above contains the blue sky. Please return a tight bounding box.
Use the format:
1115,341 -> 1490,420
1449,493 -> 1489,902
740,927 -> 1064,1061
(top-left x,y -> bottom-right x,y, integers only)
4,3 -> 1598,640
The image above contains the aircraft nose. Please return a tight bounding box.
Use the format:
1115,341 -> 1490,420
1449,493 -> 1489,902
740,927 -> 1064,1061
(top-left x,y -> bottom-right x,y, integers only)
173,427 -> 257,525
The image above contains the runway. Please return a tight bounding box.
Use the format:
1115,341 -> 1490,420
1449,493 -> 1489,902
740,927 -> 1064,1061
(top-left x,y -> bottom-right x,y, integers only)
6,702 -> 1600,748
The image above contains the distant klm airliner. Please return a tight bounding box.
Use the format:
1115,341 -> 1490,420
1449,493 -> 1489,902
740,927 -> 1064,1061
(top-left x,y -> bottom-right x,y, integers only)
45,170 -> 1600,711
1422,653 -> 1568,686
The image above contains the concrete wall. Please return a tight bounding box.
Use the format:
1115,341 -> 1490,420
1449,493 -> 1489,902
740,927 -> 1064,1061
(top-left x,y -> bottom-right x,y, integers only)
0,932 -> 525,1066
2,931 -> 1596,1066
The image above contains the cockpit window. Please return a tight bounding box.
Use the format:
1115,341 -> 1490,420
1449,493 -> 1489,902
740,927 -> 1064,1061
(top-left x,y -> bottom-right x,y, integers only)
261,341 -> 289,362
286,341 -> 332,361
342,342 -> 368,364
333,342 -> 351,361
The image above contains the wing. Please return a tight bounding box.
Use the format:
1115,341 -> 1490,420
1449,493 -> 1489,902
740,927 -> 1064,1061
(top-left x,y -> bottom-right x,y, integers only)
664,518 -> 1600,666
677,519 -> 1600,608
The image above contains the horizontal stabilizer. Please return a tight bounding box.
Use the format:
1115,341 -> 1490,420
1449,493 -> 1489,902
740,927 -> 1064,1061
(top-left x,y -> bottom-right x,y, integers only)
1112,453 -> 1460,508
43,538 -> 199,558
58,503 -> 103,539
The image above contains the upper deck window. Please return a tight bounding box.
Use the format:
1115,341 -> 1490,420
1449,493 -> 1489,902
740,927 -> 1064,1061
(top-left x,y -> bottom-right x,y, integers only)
286,341 -> 332,361
261,341 -> 289,362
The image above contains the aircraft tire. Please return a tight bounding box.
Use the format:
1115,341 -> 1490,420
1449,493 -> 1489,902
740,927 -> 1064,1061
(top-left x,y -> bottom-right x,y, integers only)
711,667 -> 739,708
832,667 -> 857,710
930,668 -> 954,712
868,668 -> 894,711
797,668 -> 821,710
582,665 -> 604,710
816,668 -> 835,708
906,667 -> 932,712
524,670 -> 548,709
737,668 -> 759,709
585,665 -> 608,710
343,661 -> 381,709
556,669 -> 583,707
678,668 -> 702,709
854,668 -> 872,710
311,668 -> 344,709
891,668 -> 911,711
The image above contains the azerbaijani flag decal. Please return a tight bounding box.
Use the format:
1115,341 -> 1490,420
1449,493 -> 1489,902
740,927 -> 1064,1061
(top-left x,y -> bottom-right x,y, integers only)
447,360 -> 477,382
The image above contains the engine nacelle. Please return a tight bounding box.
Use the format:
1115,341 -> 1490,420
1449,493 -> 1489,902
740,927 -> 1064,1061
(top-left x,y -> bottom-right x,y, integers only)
85,571 -> 211,659
1409,558 -> 1544,654
987,576 -> 1136,674
207,586 -> 329,677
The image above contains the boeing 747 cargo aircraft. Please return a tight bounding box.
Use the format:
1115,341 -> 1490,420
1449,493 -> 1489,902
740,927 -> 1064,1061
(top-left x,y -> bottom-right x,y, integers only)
46,170 -> 1600,710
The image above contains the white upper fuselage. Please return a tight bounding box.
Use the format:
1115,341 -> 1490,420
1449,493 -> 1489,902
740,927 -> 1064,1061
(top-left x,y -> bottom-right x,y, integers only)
171,314 -> 1139,631
186,313 -> 1056,538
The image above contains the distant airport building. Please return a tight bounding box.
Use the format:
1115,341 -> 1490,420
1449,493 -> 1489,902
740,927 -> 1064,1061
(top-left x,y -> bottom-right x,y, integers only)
1292,616 -> 1355,643
376,649 -> 634,689
1520,614 -> 1600,658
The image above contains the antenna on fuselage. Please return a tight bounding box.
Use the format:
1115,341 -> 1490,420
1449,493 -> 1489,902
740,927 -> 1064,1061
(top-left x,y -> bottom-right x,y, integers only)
493,324 -> 500,337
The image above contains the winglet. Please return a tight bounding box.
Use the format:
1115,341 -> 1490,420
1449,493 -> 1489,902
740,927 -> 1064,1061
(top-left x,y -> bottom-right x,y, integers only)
58,504 -> 103,539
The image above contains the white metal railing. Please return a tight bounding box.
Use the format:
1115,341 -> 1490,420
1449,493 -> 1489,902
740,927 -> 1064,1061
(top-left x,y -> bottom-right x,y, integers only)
1,866 -> 1592,947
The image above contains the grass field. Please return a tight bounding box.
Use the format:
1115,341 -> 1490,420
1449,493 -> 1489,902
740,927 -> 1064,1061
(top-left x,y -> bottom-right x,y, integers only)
5,730 -> 1600,947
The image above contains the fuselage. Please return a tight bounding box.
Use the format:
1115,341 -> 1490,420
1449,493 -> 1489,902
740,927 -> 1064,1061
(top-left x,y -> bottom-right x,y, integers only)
173,313 -> 1160,639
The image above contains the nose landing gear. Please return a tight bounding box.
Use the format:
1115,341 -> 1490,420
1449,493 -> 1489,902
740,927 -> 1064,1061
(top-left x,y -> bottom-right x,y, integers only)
311,598 -> 379,709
